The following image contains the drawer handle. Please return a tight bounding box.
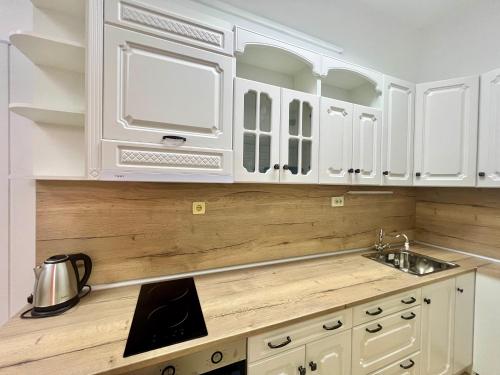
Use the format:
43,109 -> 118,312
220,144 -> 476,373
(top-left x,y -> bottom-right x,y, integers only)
366,307 -> 383,316
401,312 -> 416,320
366,324 -> 383,333
400,359 -> 415,369
162,135 -> 187,144
323,320 -> 343,331
401,297 -> 416,304
267,336 -> 291,349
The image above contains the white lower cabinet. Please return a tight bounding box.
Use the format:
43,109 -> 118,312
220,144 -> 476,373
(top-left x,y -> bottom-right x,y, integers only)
453,272 -> 475,374
368,352 -> 420,375
306,330 -> 351,375
248,346 -> 306,375
352,306 -> 421,375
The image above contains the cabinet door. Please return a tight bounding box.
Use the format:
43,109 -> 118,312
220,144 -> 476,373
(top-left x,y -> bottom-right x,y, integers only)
319,97 -> 353,185
306,330 -> 351,375
352,105 -> 382,185
248,346 -> 305,375
421,278 -> 456,375
382,76 -> 415,186
103,24 -> 233,150
370,352 -> 421,375
414,76 -> 479,186
477,68 -> 500,186
280,89 -> 320,183
453,272 -> 475,374
234,78 -> 281,183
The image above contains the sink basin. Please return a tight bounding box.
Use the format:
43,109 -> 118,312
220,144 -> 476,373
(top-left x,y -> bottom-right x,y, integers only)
363,250 -> 459,276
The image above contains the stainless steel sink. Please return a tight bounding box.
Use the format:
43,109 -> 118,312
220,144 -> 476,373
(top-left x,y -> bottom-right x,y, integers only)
363,250 -> 459,276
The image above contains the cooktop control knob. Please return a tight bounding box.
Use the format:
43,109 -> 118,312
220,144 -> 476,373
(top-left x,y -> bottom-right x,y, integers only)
162,365 -> 175,375
211,351 -> 223,364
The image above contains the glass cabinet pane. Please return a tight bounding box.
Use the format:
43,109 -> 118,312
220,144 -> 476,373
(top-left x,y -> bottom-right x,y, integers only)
289,99 -> 300,136
302,102 -> 312,137
288,138 -> 299,174
243,133 -> 256,172
260,93 -> 272,132
244,91 -> 257,130
259,135 -> 271,173
301,139 -> 311,175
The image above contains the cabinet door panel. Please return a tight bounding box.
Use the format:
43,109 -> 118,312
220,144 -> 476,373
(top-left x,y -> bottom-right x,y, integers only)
478,68 -> 500,186
382,76 -> 414,186
306,330 -> 351,375
453,272 -> 475,374
103,25 -> 233,149
414,76 -> 478,186
421,278 -> 455,375
234,78 -> 281,182
280,89 -> 319,183
319,97 -> 353,184
370,352 -> 421,375
352,105 -> 382,185
248,346 -> 305,375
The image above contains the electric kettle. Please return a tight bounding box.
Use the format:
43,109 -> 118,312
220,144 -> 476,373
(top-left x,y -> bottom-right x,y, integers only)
22,253 -> 92,318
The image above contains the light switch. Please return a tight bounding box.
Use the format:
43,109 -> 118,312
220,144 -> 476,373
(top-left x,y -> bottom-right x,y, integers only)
192,202 -> 206,215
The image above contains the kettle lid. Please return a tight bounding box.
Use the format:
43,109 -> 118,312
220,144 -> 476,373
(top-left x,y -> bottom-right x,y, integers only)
44,254 -> 69,264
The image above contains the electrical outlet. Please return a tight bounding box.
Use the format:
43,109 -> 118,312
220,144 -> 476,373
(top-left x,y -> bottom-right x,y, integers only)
331,196 -> 344,207
192,201 -> 206,215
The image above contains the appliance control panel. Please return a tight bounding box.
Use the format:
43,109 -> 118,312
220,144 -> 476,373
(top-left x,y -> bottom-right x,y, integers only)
126,340 -> 246,375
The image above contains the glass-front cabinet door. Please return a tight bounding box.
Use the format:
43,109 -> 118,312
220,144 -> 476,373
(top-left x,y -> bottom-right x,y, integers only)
234,78 -> 281,182
280,89 -> 319,183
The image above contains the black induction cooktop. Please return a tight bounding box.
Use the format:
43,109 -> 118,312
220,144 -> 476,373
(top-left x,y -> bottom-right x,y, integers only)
123,277 -> 208,357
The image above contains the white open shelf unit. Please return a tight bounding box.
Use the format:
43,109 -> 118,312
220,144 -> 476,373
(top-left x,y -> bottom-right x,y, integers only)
9,0 -> 87,179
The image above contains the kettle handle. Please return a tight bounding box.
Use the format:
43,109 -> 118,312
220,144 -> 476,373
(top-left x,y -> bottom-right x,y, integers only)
69,253 -> 92,292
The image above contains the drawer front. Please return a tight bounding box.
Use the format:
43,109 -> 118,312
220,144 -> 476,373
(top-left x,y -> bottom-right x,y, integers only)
101,140 -> 233,182
353,289 -> 421,325
105,0 -> 233,55
248,346 -> 305,375
369,352 -> 421,375
248,308 -> 352,362
352,306 -> 421,375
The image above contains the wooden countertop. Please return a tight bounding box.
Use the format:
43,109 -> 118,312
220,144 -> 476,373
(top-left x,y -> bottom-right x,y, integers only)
0,244 -> 491,374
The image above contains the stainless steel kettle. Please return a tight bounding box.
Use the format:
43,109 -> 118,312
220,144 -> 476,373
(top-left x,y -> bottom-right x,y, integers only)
24,253 -> 92,318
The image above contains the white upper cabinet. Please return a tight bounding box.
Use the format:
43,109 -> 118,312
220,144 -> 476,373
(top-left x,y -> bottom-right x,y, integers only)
280,89 -> 320,183
352,105 -> 382,185
477,68 -> 500,187
319,97 -> 354,184
234,78 -> 281,182
382,76 -> 415,186
414,76 -> 479,186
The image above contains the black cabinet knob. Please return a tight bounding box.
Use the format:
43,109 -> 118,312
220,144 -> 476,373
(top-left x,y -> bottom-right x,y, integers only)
298,366 -> 306,375
457,288 -> 464,293
383,171 -> 389,176
309,361 -> 318,371
283,164 -> 290,170
354,169 -> 361,174
479,172 -> 486,177
415,172 -> 421,177
348,168 -> 354,173
424,298 -> 431,304
273,164 -> 280,170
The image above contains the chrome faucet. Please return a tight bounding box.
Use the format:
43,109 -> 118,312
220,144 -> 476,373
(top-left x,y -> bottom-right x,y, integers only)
374,229 -> 390,253
395,233 -> 410,251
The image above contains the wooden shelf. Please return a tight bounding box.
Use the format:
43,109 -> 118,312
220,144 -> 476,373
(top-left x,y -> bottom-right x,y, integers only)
31,0 -> 85,19
10,103 -> 84,127
9,31 -> 84,73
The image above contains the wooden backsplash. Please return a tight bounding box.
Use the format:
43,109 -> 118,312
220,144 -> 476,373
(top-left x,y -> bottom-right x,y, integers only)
416,188 -> 500,259
37,181 -> 415,285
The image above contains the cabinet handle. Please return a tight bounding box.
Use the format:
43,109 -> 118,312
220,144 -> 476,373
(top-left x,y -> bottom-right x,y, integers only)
415,172 -> 421,177
283,164 -> 290,170
424,298 -> 431,304
348,168 -> 354,173
323,320 -> 343,331
401,297 -> 416,304
401,312 -> 416,320
383,171 -> 389,176
479,172 -> 486,177
355,169 -> 361,174
365,307 -> 383,316
457,288 -> 464,293
162,135 -> 187,143
309,361 -> 318,371
267,336 -> 291,349
400,359 -> 415,369
298,366 -> 306,375
366,324 -> 383,333
273,164 -> 280,170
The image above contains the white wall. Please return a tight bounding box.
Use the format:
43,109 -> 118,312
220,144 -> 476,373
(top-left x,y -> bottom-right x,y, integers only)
416,0 -> 500,82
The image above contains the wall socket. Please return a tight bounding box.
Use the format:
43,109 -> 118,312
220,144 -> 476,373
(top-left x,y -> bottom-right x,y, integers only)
192,201 -> 206,215
331,196 -> 345,207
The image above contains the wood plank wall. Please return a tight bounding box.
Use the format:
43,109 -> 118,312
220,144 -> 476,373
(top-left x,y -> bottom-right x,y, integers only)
416,188 -> 500,259
37,181 -> 415,285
